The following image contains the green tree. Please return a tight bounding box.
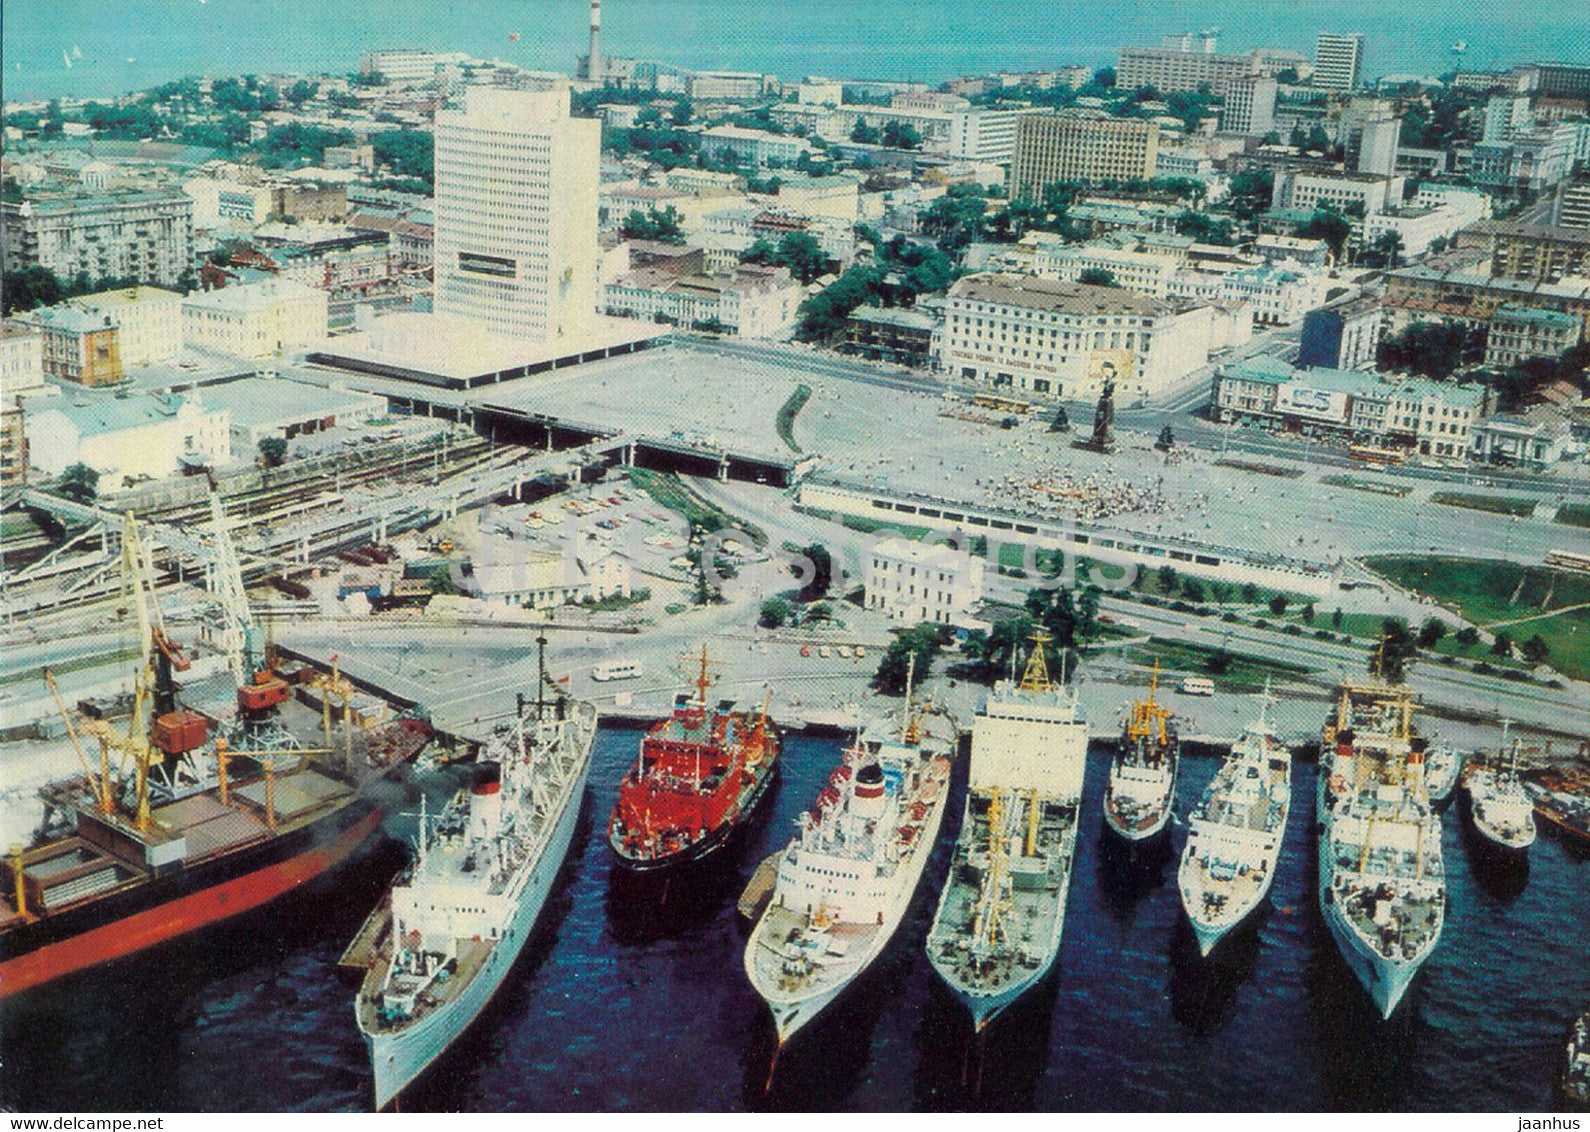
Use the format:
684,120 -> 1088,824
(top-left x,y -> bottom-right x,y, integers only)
1362,230 -> 1404,269
1157,425 -> 1175,449
1490,631 -> 1513,658
797,542 -> 833,601
284,79 -> 320,107
1520,635 -> 1550,665
258,437 -> 288,467
849,118 -> 881,145
1176,210 -> 1235,245
873,623 -> 946,694
1417,617 -> 1447,649
1374,619 -> 1418,682
670,99 -> 694,126
1078,267 -> 1119,287
1157,564 -> 1179,593
1378,320 -> 1484,381
620,205 -> 687,244
59,463 -> 99,504
1302,602 -> 1316,625
1297,208 -> 1353,260
1454,625 -> 1480,649
772,231 -> 831,284
371,129 -> 434,184
1268,593 -> 1289,616
1181,578 -> 1206,603
759,596 -> 792,628
881,120 -> 922,150
1331,607 -> 1344,629
1226,168 -> 1275,224
1205,648 -> 1234,675
1241,582 -> 1259,603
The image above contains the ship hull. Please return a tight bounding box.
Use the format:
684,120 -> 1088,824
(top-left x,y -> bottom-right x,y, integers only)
364,762 -> 589,1110
0,800 -> 382,1000
608,760 -> 777,872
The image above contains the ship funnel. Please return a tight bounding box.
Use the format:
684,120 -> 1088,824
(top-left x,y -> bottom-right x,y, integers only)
851,762 -> 886,821
470,759 -> 502,840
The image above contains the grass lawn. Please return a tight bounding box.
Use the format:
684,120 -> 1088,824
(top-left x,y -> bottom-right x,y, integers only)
1430,491 -> 1536,518
1322,475 -> 1410,498
628,469 -> 767,544
1362,555 -> 1590,681
1556,503 -> 1590,529
1118,638 -> 1314,694
775,383 -> 812,453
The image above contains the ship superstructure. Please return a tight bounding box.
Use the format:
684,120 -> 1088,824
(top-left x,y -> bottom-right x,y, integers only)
745,662 -> 955,1047
1317,679 -> 1445,1018
608,646 -> 779,869
354,657 -> 596,1110
1177,686 -> 1291,956
1103,664 -> 1179,841
926,632 -> 1087,1029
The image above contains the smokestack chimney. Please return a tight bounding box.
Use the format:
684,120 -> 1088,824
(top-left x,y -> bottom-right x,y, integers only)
588,0 -> 603,82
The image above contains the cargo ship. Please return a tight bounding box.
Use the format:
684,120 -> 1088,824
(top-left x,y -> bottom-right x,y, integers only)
1521,765 -> 1590,848
351,656 -> 596,1111
745,661 -> 955,1047
1103,665 -> 1179,842
608,646 -> 779,870
925,632 -> 1088,1030
1317,678 -> 1445,1019
0,512 -> 431,999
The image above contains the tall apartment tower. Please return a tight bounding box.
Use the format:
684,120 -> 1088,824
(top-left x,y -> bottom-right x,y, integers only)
1313,33 -> 1365,91
1222,77 -> 1278,136
433,83 -> 600,343
1008,112 -> 1160,201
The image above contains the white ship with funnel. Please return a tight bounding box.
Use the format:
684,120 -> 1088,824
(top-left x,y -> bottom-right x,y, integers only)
352,658 -> 596,1110
1103,664 -> 1178,842
1177,686 -> 1291,956
745,663 -> 955,1048
925,632 -> 1087,1030
1317,679 -> 1445,1019
1464,724 -> 1535,852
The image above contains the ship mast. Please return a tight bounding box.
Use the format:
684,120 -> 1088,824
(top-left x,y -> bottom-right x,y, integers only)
1019,630 -> 1054,693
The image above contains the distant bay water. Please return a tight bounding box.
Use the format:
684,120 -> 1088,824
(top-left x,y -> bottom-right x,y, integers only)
4,0 -> 1589,106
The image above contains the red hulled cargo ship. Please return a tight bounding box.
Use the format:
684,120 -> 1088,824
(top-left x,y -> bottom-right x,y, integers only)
608,647 -> 780,870
0,511 -> 432,999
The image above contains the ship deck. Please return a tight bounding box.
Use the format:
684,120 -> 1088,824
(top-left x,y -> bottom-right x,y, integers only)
749,903 -> 880,1002
358,933 -> 496,1035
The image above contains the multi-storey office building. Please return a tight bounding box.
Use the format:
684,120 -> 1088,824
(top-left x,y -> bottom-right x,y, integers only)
1008,112 -> 1159,202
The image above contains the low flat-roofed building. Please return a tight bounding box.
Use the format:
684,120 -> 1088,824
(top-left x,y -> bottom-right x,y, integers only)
25,391 -> 230,483
699,126 -> 813,169
840,305 -> 937,368
1033,244 -> 1180,298
1471,412 -> 1575,467
865,536 -> 986,628
194,375 -> 386,448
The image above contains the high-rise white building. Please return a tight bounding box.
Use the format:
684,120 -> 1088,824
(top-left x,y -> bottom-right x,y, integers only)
433,82 -> 600,343
1313,33 -> 1365,92
1222,77 -> 1278,136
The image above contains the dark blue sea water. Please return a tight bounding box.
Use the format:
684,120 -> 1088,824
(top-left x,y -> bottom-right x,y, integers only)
2,724 -> 1587,1112
5,0 -> 1589,105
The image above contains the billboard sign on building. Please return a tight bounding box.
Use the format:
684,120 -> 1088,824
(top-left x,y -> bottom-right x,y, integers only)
1278,381 -> 1350,423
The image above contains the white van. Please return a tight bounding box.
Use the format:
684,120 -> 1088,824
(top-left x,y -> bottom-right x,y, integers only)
593,659 -> 643,682
1178,676 -> 1215,696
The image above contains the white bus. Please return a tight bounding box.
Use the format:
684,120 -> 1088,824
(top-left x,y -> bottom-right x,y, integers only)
593,659 -> 643,682
1178,676 -> 1215,696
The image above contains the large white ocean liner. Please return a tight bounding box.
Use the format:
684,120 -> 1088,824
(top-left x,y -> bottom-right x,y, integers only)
352,677 -> 596,1109
745,663 -> 956,1048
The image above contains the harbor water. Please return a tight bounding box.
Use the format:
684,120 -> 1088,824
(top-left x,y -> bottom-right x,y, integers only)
2,724 -> 1587,1112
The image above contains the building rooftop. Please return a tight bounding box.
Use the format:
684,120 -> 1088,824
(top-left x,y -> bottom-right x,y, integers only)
181,278 -> 323,315
18,305 -> 120,334
1492,304 -> 1582,327
1465,218 -> 1590,247
848,305 -> 937,331
950,272 -> 1169,316
194,376 -> 384,430
39,391 -> 199,437
75,285 -> 184,310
